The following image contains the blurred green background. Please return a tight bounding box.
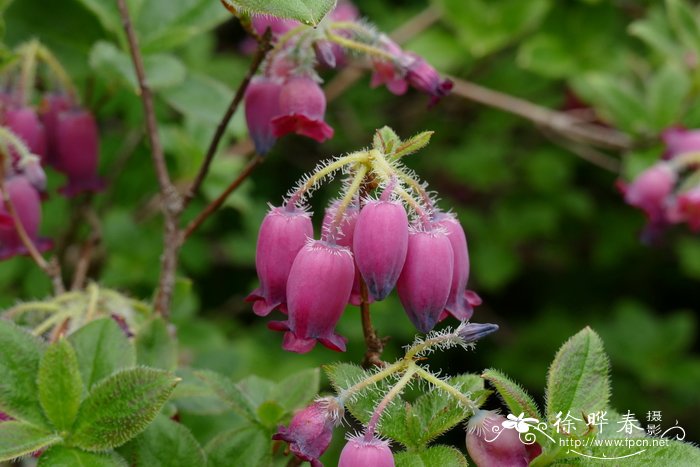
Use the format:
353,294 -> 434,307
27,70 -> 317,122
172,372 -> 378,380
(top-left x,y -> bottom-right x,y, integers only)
2,0 -> 699,463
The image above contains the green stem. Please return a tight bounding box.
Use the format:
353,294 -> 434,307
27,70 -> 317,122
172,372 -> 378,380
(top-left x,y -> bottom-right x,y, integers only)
327,164 -> 368,241
364,363 -> 417,440
337,360 -> 406,403
414,366 -> 479,413
4,302 -> 62,319
326,32 -> 395,61
37,44 -> 78,100
18,40 -> 39,106
287,152 -> 369,207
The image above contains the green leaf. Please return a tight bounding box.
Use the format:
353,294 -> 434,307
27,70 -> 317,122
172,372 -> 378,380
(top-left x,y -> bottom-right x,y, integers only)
38,446 -> 128,467
89,41 -> 186,91
119,414 -> 206,467
171,368 -> 230,415
70,367 -> 179,451
577,439 -> 700,466
38,339 -> 84,432
324,363 -> 380,424
646,63 -> 691,131
73,0 -> 122,37
270,368 -> 320,412
545,327 -> 610,422
161,73 -> 234,125
373,126 -> 401,154
135,317 -> 177,371
395,445 -> 468,467
68,318 -> 136,390
256,400 -> 285,428
482,368 -> 541,420
392,131 -> 434,159
666,0 -> 700,56
194,370 -> 257,421
0,319 -> 46,426
221,0 -> 337,26
205,425 -> 270,467
629,8 -> 682,58
0,422 -> 61,462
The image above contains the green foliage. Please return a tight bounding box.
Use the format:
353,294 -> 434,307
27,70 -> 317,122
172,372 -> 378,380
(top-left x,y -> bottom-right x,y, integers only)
136,317 -> 178,371
482,368 -> 541,420
221,0 -> 337,25
38,339 -> 83,432
0,422 -> 60,462
69,367 -> 179,451
0,319 -> 46,426
545,327 -> 610,422
68,318 -> 136,390
395,445 -> 468,467
205,425 -> 270,467
38,446 -> 128,467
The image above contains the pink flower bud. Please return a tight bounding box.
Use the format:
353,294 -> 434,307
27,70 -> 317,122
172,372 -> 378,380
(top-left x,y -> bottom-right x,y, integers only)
370,37 -> 409,96
269,240 -> 353,353
339,436 -> 395,467
271,77 -> 334,143
245,77 -> 283,155
330,1 -> 360,22
622,163 -> 676,221
252,16 -> 300,38
0,176 -> 52,260
668,186 -> 700,232
39,93 -> 73,168
0,412 -> 12,421
272,397 -> 342,467
662,127 -> 700,159
434,212 -> 476,321
55,109 -> 105,197
466,411 -> 541,467
4,107 -> 47,163
397,227 -> 453,333
404,54 -> 453,106
21,158 -> 47,193
246,205 -> 313,316
353,200 -> 409,300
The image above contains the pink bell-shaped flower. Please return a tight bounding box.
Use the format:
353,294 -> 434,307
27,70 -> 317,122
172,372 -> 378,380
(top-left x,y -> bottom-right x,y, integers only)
273,397 -> 342,467
621,162 -> 676,222
339,435 -> 395,467
271,77 -> 334,143
669,186 -> 700,232
4,107 -> 47,164
404,54 -> 453,106
397,226 -> 454,333
252,15 -> 300,38
39,93 -> 73,168
466,410 -> 541,467
353,200 -> 409,300
662,127 -> 700,159
246,205 -> 313,316
434,212 -> 477,321
370,37 -> 409,96
244,77 -> 283,155
54,109 -> 105,196
0,176 -> 52,260
268,239 -> 353,353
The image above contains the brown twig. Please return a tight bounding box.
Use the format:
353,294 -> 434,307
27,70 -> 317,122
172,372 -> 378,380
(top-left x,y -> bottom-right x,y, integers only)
183,29 -> 273,207
542,128 -> 622,173
0,179 -> 64,294
449,77 -> 632,151
71,209 -> 102,290
117,0 -> 182,316
182,155 -> 262,240
360,276 -> 385,368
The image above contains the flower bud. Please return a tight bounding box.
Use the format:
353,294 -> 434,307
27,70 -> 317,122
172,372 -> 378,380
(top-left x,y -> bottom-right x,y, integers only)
0,176 -> 51,260
20,157 -> 47,193
466,410 -> 541,467
456,322 -> 499,344
662,127 -> 700,159
622,163 -> 676,221
252,15 -> 299,38
353,200 -> 409,300
668,186 -> 700,232
244,77 -> 283,155
434,212 -> 476,321
397,227 -> 453,333
246,205 -> 313,316
339,435 -> 395,467
404,54 -> 453,106
0,412 -> 11,421
39,93 -> 73,168
272,397 -> 342,467
370,37 -> 409,96
272,77 -> 334,143
268,240 -> 353,353
55,109 -> 105,196
4,107 -> 47,163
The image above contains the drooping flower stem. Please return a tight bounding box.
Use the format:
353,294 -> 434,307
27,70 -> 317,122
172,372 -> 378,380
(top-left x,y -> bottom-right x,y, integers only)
36,44 -> 78,100
360,275 -> 384,368
325,32 -> 395,62
328,164 -> 368,241
337,360 -> 406,404
17,40 -> 39,106
364,363 -> 418,441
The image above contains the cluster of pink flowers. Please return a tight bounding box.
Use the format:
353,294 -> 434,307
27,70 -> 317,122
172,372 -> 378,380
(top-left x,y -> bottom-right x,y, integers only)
0,91 -> 103,260
247,187 -> 480,353
243,1 -> 452,155
620,127 -> 700,239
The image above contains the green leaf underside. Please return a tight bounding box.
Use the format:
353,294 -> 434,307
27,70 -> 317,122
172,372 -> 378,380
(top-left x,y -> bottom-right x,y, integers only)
68,318 -> 136,390
221,0 -> 337,25
38,339 -> 84,432
135,317 -> 178,371
194,370 -> 257,422
546,327 -> 610,422
0,422 -> 61,462
205,425 -> 270,467
395,445 -> 468,467
38,446 -> 128,467
482,368 -> 542,420
70,367 -> 179,451
0,319 -> 46,426
270,368 -> 320,412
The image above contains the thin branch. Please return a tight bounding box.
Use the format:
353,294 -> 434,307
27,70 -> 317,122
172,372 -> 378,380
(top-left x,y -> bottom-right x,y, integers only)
183,28 -> 273,207
71,209 -> 102,290
117,0 -> 181,316
449,76 -> 632,150
182,155 -> 262,241
542,128 -> 621,173
360,276 -> 385,368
